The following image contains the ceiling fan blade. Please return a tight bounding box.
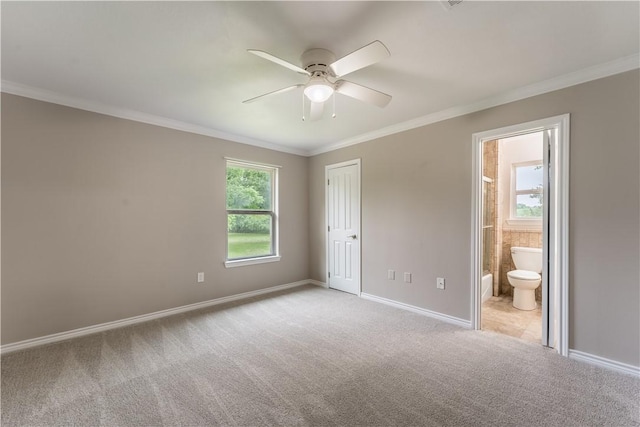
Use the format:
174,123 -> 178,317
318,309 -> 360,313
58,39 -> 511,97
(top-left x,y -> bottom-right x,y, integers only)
248,49 -> 311,75
329,40 -> 390,78
335,80 -> 391,108
243,84 -> 304,104
309,101 -> 324,121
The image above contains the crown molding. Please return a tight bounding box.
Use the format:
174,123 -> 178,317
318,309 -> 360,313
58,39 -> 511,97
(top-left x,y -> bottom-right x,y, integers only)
0,80 -> 308,157
308,53 -> 640,156
3,53 -> 638,158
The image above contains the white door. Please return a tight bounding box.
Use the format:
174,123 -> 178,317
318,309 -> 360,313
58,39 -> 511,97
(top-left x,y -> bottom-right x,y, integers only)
543,128 -> 559,348
542,129 -> 551,347
327,161 -> 360,295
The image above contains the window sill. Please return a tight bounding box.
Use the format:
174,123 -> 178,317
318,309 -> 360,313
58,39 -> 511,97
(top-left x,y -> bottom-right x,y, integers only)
224,255 -> 281,268
504,218 -> 542,230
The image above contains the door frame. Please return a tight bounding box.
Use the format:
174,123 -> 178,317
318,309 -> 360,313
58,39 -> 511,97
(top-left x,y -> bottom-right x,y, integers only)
325,158 -> 362,295
471,114 -> 569,357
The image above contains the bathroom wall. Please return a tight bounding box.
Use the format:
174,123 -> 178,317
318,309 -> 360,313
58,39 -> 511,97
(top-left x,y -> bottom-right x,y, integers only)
497,133 -> 543,300
498,133 -> 544,226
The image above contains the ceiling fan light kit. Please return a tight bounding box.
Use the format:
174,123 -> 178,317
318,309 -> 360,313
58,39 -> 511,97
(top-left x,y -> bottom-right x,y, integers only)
244,40 -> 392,121
304,77 -> 334,103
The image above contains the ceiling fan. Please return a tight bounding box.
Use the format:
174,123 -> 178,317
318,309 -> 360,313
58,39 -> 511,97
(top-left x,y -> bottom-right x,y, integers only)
243,40 -> 392,121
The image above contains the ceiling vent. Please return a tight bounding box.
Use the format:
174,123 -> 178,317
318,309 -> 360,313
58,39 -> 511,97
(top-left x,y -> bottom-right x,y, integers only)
440,0 -> 463,10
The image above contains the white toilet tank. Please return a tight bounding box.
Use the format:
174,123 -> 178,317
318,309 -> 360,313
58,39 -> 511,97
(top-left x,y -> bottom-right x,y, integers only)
510,247 -> 542,273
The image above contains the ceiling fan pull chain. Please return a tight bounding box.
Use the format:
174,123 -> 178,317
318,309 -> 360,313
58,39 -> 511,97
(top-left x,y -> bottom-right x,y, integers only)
302,91 -> 306,121
332,93 -> 336,118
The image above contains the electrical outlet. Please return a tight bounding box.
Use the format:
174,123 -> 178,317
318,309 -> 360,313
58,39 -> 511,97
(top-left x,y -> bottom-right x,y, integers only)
436,277 -> 445,290
197,272 -> 205,283
404,272 -> 412,283
387,270 -> 395,280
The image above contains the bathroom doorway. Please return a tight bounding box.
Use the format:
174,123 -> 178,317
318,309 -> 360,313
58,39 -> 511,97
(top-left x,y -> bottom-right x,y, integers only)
480,133 -> 544,343
471,115 -> 569,356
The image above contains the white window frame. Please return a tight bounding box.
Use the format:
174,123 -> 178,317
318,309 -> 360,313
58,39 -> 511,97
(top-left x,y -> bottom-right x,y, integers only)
508,160 -> 543,225
224,159 -> 280,268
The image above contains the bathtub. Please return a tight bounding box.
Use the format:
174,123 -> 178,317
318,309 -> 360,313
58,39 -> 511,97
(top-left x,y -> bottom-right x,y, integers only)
482,273 -> 493,303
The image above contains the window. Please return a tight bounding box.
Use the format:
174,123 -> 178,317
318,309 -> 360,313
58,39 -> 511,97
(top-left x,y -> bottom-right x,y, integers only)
511,162 -> 543,219
225,160 -> 279,267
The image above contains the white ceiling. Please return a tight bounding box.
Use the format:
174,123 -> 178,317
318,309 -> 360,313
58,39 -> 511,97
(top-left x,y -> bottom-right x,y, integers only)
2,1 -> 639,156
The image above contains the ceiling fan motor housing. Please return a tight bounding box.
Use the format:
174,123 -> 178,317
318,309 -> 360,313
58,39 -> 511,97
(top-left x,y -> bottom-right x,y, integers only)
300,48 -> 336,77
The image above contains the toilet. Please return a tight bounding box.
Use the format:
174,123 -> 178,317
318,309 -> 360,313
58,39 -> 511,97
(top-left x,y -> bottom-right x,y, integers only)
507,246 -> 542,310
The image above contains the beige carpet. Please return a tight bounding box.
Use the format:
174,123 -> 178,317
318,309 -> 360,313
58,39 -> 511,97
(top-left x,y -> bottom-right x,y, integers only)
2,284 -> 639,426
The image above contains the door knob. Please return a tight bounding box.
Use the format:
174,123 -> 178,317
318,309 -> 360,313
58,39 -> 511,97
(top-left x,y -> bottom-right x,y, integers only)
347,234 -> 357,239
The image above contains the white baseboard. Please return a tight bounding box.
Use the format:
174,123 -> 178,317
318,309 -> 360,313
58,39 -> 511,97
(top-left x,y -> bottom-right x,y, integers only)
360,292 -> 471,329
1,279 -> 319,355
568,349 -> 640,377
308,280 -> 328,288
5,280 -> 637,379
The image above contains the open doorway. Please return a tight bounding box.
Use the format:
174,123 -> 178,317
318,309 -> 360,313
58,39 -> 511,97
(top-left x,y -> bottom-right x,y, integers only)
471,115 -> 569,356
480,132 -> 544,343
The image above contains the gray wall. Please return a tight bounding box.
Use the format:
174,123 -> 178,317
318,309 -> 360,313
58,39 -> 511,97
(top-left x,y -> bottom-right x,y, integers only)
1,94 -> 309,344
3,71 -> 639,368
308,70 -> 640,367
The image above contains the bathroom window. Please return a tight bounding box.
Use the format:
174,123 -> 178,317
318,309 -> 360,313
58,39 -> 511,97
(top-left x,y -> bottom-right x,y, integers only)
225,159 -> 280,268
511,162 -> 543,219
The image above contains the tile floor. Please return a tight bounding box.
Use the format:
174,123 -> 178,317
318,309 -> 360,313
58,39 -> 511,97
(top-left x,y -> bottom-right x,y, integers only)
481,295 -> 542,343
